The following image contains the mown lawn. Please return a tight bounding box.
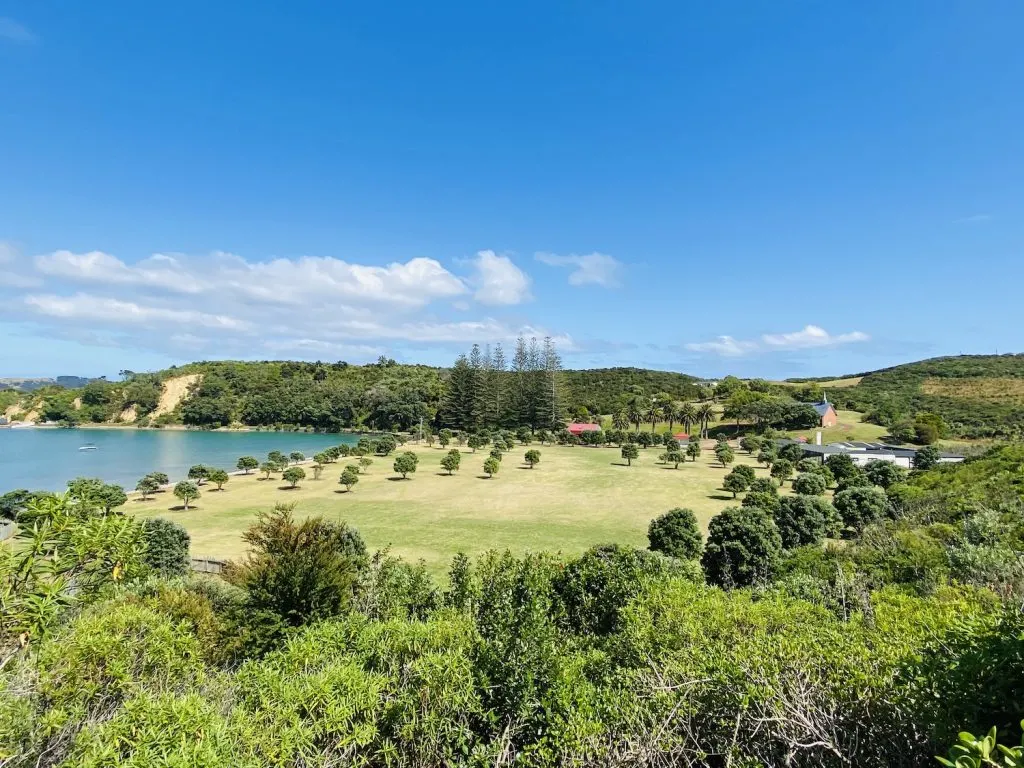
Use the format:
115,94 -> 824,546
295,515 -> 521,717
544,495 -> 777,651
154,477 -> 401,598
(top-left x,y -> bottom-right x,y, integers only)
131,442 -> 784,575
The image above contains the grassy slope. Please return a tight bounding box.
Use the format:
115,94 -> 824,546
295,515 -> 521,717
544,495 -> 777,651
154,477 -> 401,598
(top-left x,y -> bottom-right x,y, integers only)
131,442 -> 784,574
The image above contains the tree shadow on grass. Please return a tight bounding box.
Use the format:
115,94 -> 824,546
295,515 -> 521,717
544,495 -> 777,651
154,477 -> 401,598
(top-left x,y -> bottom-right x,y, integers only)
515,465 -> 535,470
277,485 -> 301,491
477,475 -> 496,480
386,476 -> 412,482
610,461 -> 631,467
435,472 -> 456,477
707,494 -> 735,501
169,505 -> 198,512
333,488 -> 355,494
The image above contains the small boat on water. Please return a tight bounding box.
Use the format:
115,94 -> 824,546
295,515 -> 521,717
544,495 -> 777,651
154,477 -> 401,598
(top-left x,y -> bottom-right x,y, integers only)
78,444 -> 98,451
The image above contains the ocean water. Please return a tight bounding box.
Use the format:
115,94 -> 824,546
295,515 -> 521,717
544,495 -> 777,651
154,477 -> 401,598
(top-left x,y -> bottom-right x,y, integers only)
0,428 -> 358,492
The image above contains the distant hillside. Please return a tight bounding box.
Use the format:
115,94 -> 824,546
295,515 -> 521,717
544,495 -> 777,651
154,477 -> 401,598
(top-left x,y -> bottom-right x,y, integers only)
0,376 -> 92,392
561,367 -> 699,416
825,354 -> 1024,438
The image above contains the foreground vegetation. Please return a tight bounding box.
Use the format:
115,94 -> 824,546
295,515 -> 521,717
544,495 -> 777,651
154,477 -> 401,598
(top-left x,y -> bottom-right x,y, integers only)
2,439 -> 1023,766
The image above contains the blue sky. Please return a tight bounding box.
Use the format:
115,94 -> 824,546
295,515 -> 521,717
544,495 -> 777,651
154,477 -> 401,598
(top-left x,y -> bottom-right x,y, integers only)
1,1 -> 1022,379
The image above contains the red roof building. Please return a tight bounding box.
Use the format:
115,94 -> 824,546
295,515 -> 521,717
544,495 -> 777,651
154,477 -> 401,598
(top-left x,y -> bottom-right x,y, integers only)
672,432 -> 689,442
566,423 -> 602,435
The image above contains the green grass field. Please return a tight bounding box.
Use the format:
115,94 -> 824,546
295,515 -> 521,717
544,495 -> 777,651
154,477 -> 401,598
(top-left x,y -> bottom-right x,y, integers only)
131,442 -> 787,574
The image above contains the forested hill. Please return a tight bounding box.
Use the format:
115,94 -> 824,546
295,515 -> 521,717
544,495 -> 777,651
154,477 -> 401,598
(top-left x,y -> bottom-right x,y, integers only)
817,354 -> 1024,439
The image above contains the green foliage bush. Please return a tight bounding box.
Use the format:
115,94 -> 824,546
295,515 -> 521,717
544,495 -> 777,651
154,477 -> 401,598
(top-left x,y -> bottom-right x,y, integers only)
701,506 -> 782,588
647,508 -> 703,560
141,517 -> 190,576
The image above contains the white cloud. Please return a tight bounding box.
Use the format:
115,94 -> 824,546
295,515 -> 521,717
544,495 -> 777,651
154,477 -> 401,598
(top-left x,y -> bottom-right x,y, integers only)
0,18 -> 35,43
23,293 -> 251,331
535,251 -> 623,288
686,325 -> 869,357
2,245 -> 573,359
685,336 -> 759,357
762,325 -> 869,349
0,242 -> 16,264
470,250 -> 532,305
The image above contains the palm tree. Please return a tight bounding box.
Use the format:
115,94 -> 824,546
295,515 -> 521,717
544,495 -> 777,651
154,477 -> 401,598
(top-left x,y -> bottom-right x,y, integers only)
646,403 -> 660,433
665,401 -> 681,433
626,400 -> 643,433
678,402 -> 697,437
696,403 -> 715,439
612,410 -> 629,431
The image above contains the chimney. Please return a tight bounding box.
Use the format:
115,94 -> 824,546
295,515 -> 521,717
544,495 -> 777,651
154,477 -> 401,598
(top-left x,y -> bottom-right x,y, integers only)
816,430 -> 822,446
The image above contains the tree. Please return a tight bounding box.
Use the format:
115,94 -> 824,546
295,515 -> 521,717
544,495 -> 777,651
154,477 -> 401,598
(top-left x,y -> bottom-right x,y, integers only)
135,476 -> 159,500
489,446 -> 503,462
621,443 -> 639,466
686,440 -> 701,462
739,435 -> 762,454
483,456 -> 500,477
779,443 -> 804,464
517,426 -> 532,444
440,449 -> 461,475
834,485 -> 889,531
230,505 -> 363,636
467,434 -> 483,452
289,451 -> 305,465
864,459 -> 907,489
207,468 -> 229,490
145,471 -> 169,487
770,459 -> 794,486
715,444 -> 735,468
696,402 -> 715,439
524,449 -> 541,468
773,495 -> 840,549
173,480 -> 200,510
722,472 -> 748,498
535,428 -> 551,445
259,462 -> 276,479
313,451 -> 331,466
339,467 -> 359,491
438,428 -> 453,448
825,453 -> 859,483
678,402 -> 697,436
187,464 -> 209,485
701,506 -> 782,588
141,517 -> 190,576
647,508 -> 703,559
914,445 -> 941,471
393,451 -> 418,479
757,445 -> 777,468
282,466 -> 306,488
237,456 -> 259,474
792,472 -> 826,496
358,456 -> 373,474
66,478 -> 127,512
732,464 -> 756,485
311,462 -> 324,480
375,434 -> 398,456
665,448 -> 684,468
796,457 -> 819,474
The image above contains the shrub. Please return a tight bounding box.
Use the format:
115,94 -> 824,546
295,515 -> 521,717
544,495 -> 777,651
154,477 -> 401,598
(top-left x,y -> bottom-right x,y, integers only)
648,508 -> 703,559
339,467 -> 359,491
621,443 -> 640,466
393,451 -> 418,478
524,448 -> 541,467
141,518 -> 190,576
864,459 -> 907,489
483,457 -> 500,477
701,506 -> 782,588
207,467 -> 230,490
282,466 -> 306,487
172,480 -> 200,510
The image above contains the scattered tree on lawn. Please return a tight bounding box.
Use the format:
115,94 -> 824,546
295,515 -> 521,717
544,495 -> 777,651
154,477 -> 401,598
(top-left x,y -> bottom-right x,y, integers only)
722,471 -> 749,498
282,466 -> 306,488
770,459 -> 794,485
792,472 -> 827,496
438,428 -> 453,448
173,480 -> 200,510
686,441 -> 701,462
289,451 -> 305,465
621,443 -> 639,466
359,456 -> 373,473
187,465 -> 209,485
393,451 -> 418,479
260,462 -> 276,479
236,456 -> 259,474
146,471 -> 170,487
339,467 -> 359,491
648,507 -> 703,559
524,449 -> 541,468
483,456 -> 500,477
135,475 -> 159,500
715,444 -> 735,468
467,434 -> 483,452
739,435 -> 761,454
489,447 -> 503,462
311,462 -> 324,480
666,448 -> 684,468
440,449 -> 461,475
267,450 -> 287,468
757,445 -> 777,468
207,468 -> 229,490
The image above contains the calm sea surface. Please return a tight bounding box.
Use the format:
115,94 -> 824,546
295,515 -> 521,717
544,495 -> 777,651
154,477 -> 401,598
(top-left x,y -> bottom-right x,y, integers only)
0,428 -> 358,492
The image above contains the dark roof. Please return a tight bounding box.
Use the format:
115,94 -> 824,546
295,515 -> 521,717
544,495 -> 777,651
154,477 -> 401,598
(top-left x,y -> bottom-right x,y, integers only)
799,400 -> 836,417
775,438 -> 964,460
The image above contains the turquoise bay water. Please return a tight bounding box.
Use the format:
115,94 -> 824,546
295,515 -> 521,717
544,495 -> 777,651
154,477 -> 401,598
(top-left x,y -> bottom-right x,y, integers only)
0,428 -> 357,492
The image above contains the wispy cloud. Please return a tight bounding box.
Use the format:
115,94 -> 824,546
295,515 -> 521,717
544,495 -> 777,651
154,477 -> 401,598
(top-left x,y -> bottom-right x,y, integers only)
954,213 -> 993,224
535,251 -> 623,288
0,18 -> 36,43
686,325 -> 870,357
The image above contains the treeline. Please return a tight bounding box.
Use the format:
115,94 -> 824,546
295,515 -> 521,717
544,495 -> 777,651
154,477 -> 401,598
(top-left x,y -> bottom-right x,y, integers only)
2,446 -> 1023,765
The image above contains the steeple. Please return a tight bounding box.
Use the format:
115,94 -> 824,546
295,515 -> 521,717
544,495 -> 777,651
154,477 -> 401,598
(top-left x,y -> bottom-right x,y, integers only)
822,391 -> 828,404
